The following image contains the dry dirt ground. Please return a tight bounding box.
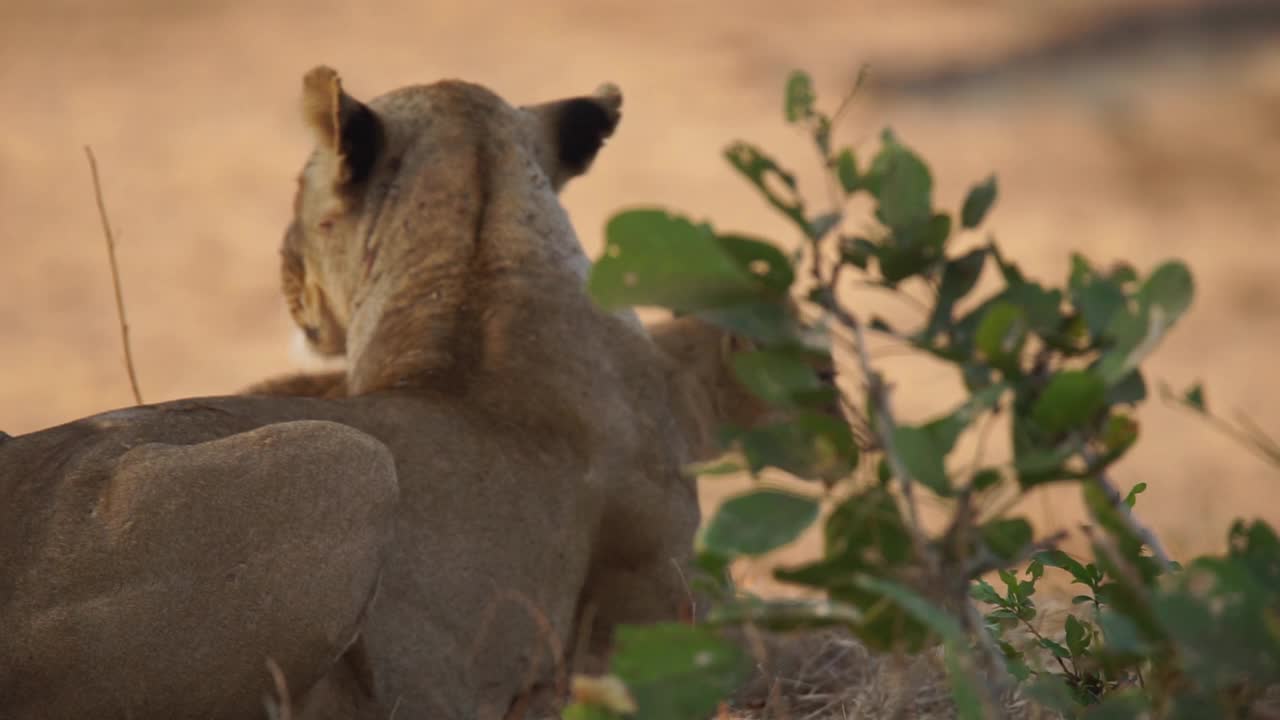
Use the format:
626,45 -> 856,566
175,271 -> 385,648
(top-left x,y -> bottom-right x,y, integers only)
3,0 -> 1279,642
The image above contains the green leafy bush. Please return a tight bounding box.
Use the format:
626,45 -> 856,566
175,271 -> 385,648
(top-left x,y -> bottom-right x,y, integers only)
569,69 -> 1280,719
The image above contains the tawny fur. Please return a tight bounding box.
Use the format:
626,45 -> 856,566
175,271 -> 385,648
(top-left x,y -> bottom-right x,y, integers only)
0,67 -> 689,720
0,68 -> 831,720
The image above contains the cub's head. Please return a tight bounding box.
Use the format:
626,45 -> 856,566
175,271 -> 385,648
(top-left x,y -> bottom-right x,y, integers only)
279,66 -> 623,363
649,316 -> 842,461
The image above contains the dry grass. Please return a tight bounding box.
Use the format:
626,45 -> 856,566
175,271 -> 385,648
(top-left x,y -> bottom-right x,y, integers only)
724,629 -> 1037,720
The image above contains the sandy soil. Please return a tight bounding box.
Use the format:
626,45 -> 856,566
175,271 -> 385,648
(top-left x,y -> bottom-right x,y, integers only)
3,0 -> 1279,589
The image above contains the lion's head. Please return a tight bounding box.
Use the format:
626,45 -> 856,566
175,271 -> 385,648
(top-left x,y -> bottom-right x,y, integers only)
279,67 -> 624,392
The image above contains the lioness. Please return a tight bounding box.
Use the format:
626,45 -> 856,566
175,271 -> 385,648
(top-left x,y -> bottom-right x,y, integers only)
2,68 -> 703,719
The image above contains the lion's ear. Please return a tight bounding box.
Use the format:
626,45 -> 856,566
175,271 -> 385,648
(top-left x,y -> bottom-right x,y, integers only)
301,66 -> 383,191
523,83 -> 622,192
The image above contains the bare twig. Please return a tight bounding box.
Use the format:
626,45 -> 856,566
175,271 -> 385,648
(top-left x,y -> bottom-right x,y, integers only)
845,306 -> 933,571
1082,524 -> 1153,601
830,64 -> 871,129
84,146 -> 143,405
825,264 -> 1020,715
1083,449 -> 1172,570
823,266 -> 933,572
963,598 -> 1015,715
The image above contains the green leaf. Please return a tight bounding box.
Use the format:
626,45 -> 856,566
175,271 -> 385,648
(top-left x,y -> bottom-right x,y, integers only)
971,468 -> 1002,492
1083,484 -> 1140,555
784,70 -> 816,123
1001,646 -> 1034,683
925,248 -> 986,339
875,213 -> 950,283
731,349 -> 835,409
981,518 -> 1033,562
774,560 -> 930,651
1065,614 -> 1090,657
807,212 -> 840,240
970,579 -> 1003,605
1123,482 -> 1147,509
840,235 -> 876,270
1006,281 -> 1065,337
1099,413 -> 1140,464
700,489 -> 819,557
835,149 -> 859,194
696,301 -> 811,349
724,143 -> 808,231
1183,382 -> 1207,413
866,130 -> 933,231
988,242 -> 1025,285
1031,370 -> 1107,434
1227,519 -> 1280,588
1033,549 -> 1095,589
611,624 -> 747,720
1137,260 -> 1194,324
693,547 -> 733,594
1096,610 -> 1147,654
717,233 -> 796,294
735,411 -> 859,482
590,210 -> 780,312
1070,253 -> 1128,340
1038,637 -> 1071,659
1151,552 -> 1280,690
1096,261 -> 1196,385
1106,369 -> 1147,406
824,486 -> 913,568
960,175 -> 998,229
892,424 -> 952,495
975,302 -> 1027,372
1011,414 -> 1075,487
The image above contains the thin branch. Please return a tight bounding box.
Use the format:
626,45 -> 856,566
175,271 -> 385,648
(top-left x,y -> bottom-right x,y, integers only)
803,65 -> 871,292
1082,448 -> 1172,570
85,146 -> 144,405
825,279 -> 934,572
1165,395 -> 1280,469
1233,411 -> 1280,462
964,529 -> 1070,579
830,64 -> 871,129
1014,610 -> 1076,681
963,598 -> 1015,716
964,410 -> 1000,482
847,279 -> 932,315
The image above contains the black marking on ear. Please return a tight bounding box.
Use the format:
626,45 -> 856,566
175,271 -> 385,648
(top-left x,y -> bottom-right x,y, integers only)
557,98 -> 617,174
340,102 -> 384,187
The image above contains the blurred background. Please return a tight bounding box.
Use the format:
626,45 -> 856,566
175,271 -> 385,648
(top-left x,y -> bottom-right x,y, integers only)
3,0 -> 1278,588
